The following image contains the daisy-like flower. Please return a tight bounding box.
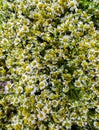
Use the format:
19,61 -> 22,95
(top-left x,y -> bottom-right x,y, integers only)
13,123 -> 23,130
68,0 -> 78,11
21,25 -> 29,32
71,101 -> 79,108
60,35 -> 70,43
1,38 -> 8,44
30,86 -> 37,95
23,18 -> 30,25
26,44 -> 33,50
39,80 -> 48,90
36,101 -> 44,109
39,124 -> 47,130
21,74 -> 28,82
78,21 -> 83,29
81,60 -> 88,69
76,119 -> 84,127
17,30 -> 24,37
94,121 -> 99,129
17,86 -> 23,94
62,119 -> 71,129
28,114 -> 36,125
41,89 -> 50,99
88,49 -> 95,55
74,79 -> 83,88
70,111 -> 78,120
37,111 -> 46,121
11,115 -> 19,125
27,80 -> 33,86
42,105 -> 50,114
76,69 -> 83,76
88,54 -> 96,61
5,81 -> 13,90
52,100 -> 59,108
48,123 -> 56,130
31,60 -> 39,68
25,85 -> 33,94
62,86 -> 69,93
81,75 -> 88,84
25,65 -> 32,74
14,37 -> 21,46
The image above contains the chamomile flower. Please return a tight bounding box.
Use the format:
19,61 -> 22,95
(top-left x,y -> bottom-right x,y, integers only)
1,38 -> 8,45
39,124 -> 47,130
21,74 -> 28,82
25,85 -> 33,94
70,111 -> 78,120
63,86 -> 69,93
88,54 -> 95,61
36,101 -> 44,109
74,79 -> 83,88
30,86 -> 37,95
76,69 -> 83,76
81,60 -> 88,68
94,121 -> 99,129
14,37 -> 21,45
48,123 -> 56,130
42,105 -> 50,114
52,100 -> 59,108
11,115 -> 19,125
26,44 -> 33,50
28,114 -> 36,125
37,111 -> 46,121
17,30 -> 24,37
21,25 -> 29,32
39,80 -> 48,90
31,60 -> 39,68
25,65 -> 32,74
5,82 -> 13,89
61,35 -> 70,43
78,21 -> 83,29
62,119 -> 71,129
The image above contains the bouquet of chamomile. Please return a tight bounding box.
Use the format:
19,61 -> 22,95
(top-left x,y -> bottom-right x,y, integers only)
0,0 -> 99,129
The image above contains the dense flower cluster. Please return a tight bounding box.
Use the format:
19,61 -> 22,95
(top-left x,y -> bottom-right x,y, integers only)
0,0 -> 99,129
